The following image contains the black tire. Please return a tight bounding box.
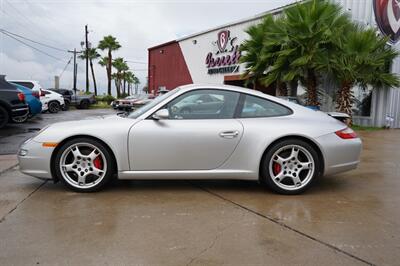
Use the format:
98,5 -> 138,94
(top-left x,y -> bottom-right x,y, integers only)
62,101 -> 70,111
48,101 -> 60,113
260,139 -> 321,195
54,138 -> 115,192
0,105 -> 9,129
79,100 -> 89,109
11,114 -> 28,123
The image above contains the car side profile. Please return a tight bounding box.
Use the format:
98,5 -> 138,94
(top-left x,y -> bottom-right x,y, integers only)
18,84 -> 362,194
40,89 -> 65,113
11,83 -> 42,121
0,75 -> 29,128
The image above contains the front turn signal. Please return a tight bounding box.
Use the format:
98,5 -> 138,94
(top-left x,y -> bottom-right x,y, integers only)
42,142 -> 58,148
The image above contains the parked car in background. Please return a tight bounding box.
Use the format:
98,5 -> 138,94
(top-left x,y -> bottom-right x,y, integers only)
10,83 -> 42,122
7,79 -> 43,92
49,89 -> 96,110
112,94 -> 155,111
112,94 -> 140,110
131,94 -> 155,109
41,89 -> 65,113
0,75 -> 29,128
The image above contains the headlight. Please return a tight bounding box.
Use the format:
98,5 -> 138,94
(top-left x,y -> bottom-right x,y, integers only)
19,149 -> 28,156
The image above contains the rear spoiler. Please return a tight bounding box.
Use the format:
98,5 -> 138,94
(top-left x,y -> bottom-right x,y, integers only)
326,112 -> 350,124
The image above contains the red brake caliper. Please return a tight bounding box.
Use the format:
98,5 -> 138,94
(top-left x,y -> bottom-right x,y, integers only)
93,156 -> 103,169
273,162 -> 281,175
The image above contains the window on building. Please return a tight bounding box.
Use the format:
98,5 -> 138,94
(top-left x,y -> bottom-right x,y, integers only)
352,86 -> 372,117
166,89 -> 240,119
239,94 -> 292,118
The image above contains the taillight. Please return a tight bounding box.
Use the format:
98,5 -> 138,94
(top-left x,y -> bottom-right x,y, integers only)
335,127 -> 358,139
32,91 -> 40,99
17,92 -> 25,103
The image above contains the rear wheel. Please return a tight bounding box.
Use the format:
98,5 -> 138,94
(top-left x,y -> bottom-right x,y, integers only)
0,106 -> 9,128
261,139 -> 320,195
79,100 -> 89,109
11,114 -> 28,123
48,101 -> 60,113
54,138 -> 114,192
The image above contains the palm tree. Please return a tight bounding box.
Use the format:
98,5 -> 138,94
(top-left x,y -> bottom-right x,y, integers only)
331,27 -> 400,117
133,76 -> 140,94
79,48 -> 100,95
112,57 -> 129,98
98,35 -> 121,95
241,15 -> 289,95
241,0 -> 352,106
123,71 -> 135,95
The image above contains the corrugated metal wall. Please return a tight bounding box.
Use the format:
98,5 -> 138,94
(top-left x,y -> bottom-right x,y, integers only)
336,0 -> 400,128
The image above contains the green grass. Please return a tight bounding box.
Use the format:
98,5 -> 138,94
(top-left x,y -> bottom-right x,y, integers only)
89,101 -> 112,109
351,125 -> 384,131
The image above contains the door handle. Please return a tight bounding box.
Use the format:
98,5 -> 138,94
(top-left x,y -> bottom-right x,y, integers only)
219,130 -> 239,138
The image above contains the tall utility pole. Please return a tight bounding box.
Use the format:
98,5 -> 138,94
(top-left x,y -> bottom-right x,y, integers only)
85,25 -> 89,93
68,49 -> 82,93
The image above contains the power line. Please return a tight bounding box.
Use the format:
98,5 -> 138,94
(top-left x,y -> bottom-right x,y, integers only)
126,60 -> 147,65
0,29 -> 67,52
3,0 -> 62,46
60,56 -> 73,78
4,0 -> 38,27
1,31 -> 64,61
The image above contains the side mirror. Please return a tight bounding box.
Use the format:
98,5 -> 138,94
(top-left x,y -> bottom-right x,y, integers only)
152,109 -> 169,120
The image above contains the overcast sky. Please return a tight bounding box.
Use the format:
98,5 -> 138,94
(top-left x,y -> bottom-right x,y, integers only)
0,0 -> 295,95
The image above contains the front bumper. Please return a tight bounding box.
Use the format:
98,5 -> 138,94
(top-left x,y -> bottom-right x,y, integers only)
18,139 -> 54,180
316,133 -> 362,176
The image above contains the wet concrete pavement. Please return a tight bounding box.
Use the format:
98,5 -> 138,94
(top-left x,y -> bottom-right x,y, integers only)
0,115 -> 399,265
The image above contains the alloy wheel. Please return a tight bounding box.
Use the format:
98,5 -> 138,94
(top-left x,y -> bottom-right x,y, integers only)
59,143 -> 107,189
269,144 -> 315,191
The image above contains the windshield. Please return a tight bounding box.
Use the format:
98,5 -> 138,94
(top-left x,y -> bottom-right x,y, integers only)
128,88 -> 180,119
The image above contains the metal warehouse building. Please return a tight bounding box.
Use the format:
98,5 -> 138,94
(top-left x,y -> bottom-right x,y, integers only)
148,0 -> 400,128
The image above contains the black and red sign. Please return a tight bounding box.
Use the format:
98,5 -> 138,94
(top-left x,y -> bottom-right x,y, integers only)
205,30 -> 241,75
374,0 -> 400,43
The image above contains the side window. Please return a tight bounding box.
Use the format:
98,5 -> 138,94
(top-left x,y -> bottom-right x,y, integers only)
240,95 -> 292,118
166,89 -> 240,119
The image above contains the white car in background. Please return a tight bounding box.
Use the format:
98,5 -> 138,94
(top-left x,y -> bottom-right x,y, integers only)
40,89 -> 65,113
8,80 -> 43,92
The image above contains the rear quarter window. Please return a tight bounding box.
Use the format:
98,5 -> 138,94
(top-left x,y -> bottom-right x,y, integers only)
240,94 -> 292,118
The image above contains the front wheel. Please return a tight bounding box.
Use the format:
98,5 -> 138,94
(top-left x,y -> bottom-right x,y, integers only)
0,106 -> 9,128
261,139 -> 320,195
54,138 -> 114,192
48,101 -> 60,113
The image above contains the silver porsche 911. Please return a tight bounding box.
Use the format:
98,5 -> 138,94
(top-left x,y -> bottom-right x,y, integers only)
18,84 -> 362,194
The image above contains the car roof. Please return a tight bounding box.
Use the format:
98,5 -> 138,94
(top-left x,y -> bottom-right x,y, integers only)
7,80 -> 40,83
176,84 -> 328,117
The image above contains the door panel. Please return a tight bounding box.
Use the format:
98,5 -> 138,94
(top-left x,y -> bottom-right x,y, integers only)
129,119 -> 243,171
